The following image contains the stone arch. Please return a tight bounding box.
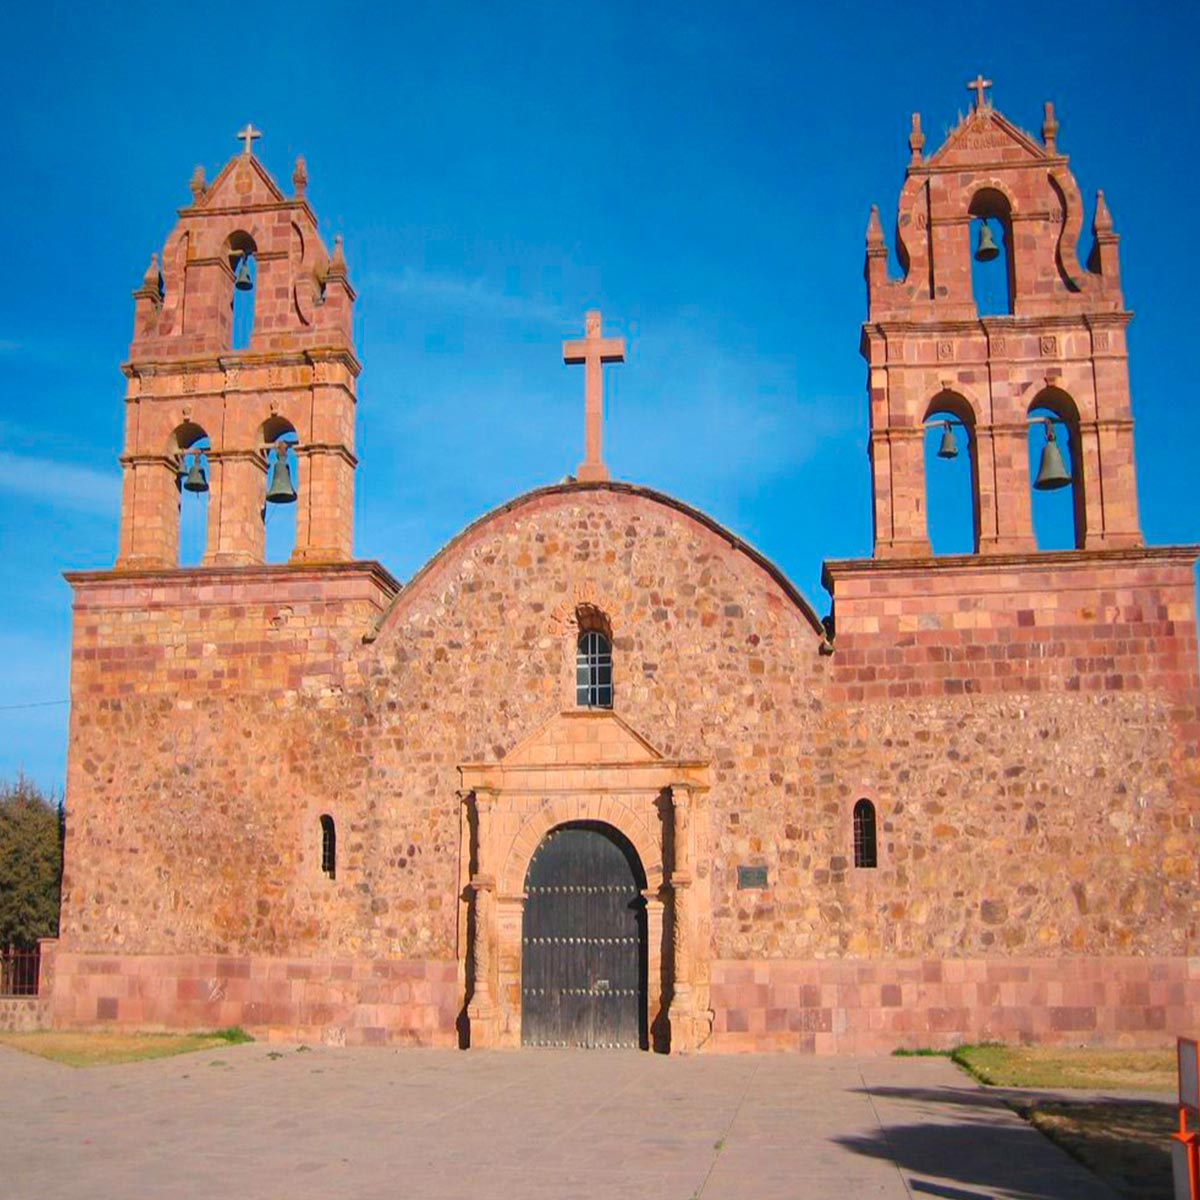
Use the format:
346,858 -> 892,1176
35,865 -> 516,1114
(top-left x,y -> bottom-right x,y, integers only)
1027,385 -> 1085,549
167,421 -> 211,566
500,795 -> 663,898
923,389 -> 981,554
965,184 -> 1016,315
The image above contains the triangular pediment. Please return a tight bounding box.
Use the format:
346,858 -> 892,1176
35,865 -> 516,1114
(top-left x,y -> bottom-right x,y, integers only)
503,710 -> 664,766
193,153 -> 287,209
930,108 -> 1048,168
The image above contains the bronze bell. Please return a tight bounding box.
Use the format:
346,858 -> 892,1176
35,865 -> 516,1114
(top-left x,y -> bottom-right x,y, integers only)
1034,423 -> 1072,490
265,453 -> 297,504
975,221 -> 1000,262
937,421 -> 959,460
181,454 -> 208,494
234,254 -> 254,291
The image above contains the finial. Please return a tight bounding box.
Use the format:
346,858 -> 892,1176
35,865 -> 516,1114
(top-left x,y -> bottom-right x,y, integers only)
327,234 -> 348,277
292,156 -> 308,198
235,123 -> 262,156
134,252 -> 163,307
967,74 -> 993,111
189,165 -> 207,202
908,113 -> 925,164
866,204 -> 885,248
1094,189 -> 1113,233
1042,101 -> 1059,152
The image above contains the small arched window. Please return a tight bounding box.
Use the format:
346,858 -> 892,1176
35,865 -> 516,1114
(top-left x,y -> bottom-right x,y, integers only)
853,799 -> 877,869
320,814 -> 336,880
576,630 -> 613,709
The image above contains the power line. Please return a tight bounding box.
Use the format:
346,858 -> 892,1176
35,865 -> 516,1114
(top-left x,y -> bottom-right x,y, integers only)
0,700 -> 69,713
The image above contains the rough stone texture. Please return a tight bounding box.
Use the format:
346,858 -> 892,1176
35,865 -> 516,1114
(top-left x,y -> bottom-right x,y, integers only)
0,999 -> 47,1033
53,99 -> 1200,1052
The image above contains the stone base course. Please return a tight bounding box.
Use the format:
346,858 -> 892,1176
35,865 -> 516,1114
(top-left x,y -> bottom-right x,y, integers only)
50,952 -> 459,1047
709,955 -> 1198,1053
0,998 -> 47,1033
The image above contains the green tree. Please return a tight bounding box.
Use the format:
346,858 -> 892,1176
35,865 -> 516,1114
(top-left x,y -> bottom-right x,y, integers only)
0,775 -> 63,949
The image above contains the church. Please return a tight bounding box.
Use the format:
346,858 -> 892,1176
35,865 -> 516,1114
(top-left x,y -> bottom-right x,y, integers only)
49,81 -> 1199,1053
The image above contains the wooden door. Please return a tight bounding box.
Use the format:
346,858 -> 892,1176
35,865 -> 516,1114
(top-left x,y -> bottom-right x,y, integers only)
521,824 -> 645,1049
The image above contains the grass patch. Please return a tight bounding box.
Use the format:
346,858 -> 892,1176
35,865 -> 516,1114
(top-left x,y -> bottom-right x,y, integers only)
892,1047 -> 954,1058
952,1044 -> 1175,1091
1016,1099 -> 1176,1200
0,1028 -> 254,1068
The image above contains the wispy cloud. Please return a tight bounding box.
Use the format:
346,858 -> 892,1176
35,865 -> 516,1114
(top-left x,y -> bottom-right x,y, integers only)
0,340 -> 19,355
361,267 -> 563,325
0,451 -> 120,516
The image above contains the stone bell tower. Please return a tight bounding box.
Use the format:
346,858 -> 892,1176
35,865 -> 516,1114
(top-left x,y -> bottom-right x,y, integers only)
862,77 -> 1141,558
116,126 -> 358,569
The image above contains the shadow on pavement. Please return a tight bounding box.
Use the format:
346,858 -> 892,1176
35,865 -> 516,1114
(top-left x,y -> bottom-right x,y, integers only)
834,1085 -> 1122,1199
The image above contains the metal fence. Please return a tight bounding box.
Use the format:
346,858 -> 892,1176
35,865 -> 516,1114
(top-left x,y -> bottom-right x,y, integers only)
0,946 -> 40,997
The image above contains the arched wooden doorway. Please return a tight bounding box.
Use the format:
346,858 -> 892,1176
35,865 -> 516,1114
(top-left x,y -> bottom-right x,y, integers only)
521,822 -> 647,1049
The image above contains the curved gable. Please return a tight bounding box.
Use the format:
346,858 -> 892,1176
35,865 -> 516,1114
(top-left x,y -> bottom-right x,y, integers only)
365,480 -> 826,644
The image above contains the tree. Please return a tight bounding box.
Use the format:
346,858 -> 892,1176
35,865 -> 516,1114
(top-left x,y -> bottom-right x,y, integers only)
0,775 -> 63,949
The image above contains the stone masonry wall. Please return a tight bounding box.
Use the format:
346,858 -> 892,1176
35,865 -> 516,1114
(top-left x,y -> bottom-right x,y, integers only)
58,484 -> 1200,1046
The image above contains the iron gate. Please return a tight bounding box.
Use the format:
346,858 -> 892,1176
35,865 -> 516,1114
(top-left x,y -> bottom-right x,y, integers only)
521,823 -> 646,1049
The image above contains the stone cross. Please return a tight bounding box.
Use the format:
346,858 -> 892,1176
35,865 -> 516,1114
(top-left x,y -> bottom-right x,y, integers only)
563,310 -> 625,482
967,75 -> 993,111
236,123 -> 262,155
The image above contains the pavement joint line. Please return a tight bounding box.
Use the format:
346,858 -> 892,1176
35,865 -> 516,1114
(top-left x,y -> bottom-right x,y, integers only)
693,1059 -> 760,1199
521,1057 -> 653,1163
861,1069 -> 916,1200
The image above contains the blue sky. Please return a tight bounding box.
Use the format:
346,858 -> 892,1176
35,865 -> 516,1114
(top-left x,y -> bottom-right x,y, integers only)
2,1 -> 1198,792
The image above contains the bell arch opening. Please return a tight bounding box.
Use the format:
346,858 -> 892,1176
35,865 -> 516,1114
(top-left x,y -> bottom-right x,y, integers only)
520,821 -> 648,1050
1028,387 -> 1084,549
968,187 -> 1014,316
169,421 -> 210,566
922,391 -> 980,555
226,231 -> 258,351
260,419 -> 299,562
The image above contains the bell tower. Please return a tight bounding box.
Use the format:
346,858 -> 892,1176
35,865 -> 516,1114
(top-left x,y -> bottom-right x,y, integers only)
116,127 -> 358,569
862,79 -> 1141,557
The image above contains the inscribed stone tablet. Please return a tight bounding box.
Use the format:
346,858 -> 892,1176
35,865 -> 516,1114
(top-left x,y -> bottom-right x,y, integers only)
737,865 -> 768,889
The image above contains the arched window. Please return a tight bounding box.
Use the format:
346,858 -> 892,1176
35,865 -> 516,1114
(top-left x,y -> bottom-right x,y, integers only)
968,188 -> 1014,316
853,799 -> 877,869
320,815 -> 336,880
576,631 -> 613,709
923,393 -> 979,555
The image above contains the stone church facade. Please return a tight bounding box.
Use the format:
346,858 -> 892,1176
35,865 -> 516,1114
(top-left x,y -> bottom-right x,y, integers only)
50,87 -> 1198,1053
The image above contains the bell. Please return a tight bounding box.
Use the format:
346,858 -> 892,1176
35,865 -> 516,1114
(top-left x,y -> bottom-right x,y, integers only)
265,455 -> 297,504
936,421 -> 959,460
975,221 -> 1000,262
234,254 -> 254,291
1034,424 -> 1072,490
181,455 -> 208,493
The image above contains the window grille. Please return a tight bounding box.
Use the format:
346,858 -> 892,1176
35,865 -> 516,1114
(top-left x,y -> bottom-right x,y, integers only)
320,814 -> 336,880
576,630 -> 613,709
853,799 -> 877,869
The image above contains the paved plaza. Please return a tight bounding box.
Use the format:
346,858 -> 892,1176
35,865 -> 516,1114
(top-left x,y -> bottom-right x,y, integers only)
0,1043 -> 1120,1199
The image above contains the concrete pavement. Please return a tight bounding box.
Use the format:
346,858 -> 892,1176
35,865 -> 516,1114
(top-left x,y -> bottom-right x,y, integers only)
0,1044 -> 1120,1199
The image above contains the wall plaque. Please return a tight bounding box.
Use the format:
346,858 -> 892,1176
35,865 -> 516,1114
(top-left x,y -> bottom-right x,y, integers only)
737,865 -> 768,890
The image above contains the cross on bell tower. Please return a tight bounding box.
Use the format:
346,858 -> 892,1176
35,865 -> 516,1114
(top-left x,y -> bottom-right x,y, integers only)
562,310 -> 625,482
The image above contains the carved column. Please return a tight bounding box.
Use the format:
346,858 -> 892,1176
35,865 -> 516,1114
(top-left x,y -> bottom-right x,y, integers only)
642,887 -> 666,1052
667,783 -> 698,1053
465,790 -> 499,1047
